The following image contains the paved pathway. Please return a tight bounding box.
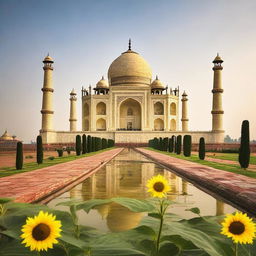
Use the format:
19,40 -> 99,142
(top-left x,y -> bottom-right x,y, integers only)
0,148 -> 124,203
135,148 -> 256,216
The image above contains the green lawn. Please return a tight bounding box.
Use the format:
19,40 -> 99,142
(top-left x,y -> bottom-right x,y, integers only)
146,148 -> 256,179
204,152 -> 256,165
0,148 -> 114,178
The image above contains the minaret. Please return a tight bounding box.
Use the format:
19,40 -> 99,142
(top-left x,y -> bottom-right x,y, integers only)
41,54 -> 54,132
211,53 -> 224,131
69,89 -> 77,131
181,91 -> 189,131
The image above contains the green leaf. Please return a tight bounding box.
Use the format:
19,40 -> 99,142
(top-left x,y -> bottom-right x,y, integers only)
112,198 -> 155,212
90,247 -> 146,256
159,242 -> 180,256
59,232 -> 86,249
56,199 -> 83,207
185,207 -> 201,215
76,199 -> 112,213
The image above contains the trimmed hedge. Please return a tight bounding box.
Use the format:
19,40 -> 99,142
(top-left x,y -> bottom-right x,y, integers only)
183,135 -> 192,157
82,134 -> 87,154
36,135 -> 43,164
239,120 -> 250,169
176,135 -> 182,155
16,142 -> 23,170
87,135 -> 92,153
76,135 -> 82,156
199,137 -> 205,160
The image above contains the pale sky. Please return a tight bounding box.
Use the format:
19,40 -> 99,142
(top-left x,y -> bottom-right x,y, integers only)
0,0 -> 256,143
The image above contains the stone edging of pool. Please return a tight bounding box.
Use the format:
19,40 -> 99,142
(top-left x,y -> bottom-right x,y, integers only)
135,148 -> 256,216
0,148 -> 124,204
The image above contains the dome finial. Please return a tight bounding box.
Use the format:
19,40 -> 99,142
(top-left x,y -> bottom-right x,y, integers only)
128,38 -> 131,50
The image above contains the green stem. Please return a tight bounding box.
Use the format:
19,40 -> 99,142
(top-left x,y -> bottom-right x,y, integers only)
155,200 -> 164,255
234,243 -> 238,256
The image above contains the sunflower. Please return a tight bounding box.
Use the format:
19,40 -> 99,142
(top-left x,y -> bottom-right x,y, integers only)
221,212 -> 256,244
147,174 -> 171,198
21,211 -> 62,251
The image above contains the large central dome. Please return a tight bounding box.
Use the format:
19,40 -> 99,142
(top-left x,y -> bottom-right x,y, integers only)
108,47 -> 152,86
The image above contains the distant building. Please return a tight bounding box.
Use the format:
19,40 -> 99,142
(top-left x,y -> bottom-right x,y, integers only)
0,130 -> 21,149
40,41 -> 224,144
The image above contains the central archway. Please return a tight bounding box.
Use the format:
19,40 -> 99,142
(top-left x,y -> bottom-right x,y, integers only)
119,98 -> 141,130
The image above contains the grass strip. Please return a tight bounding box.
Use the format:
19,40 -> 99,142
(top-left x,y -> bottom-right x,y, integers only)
204,153 -> 256,165
0,148 -> 115,178
145,148 -> 256,179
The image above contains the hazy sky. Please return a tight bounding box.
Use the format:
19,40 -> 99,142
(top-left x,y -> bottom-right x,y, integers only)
1,0 -> 256,143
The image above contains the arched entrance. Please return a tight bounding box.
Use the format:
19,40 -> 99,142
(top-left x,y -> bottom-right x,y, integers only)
119,98 -> 141,130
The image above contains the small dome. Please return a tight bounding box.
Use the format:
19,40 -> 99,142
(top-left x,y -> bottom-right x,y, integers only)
0,130 -> 13,141
108,47 -> 152,86
70,88 -> 76,95
151,76 -> 165,89
43,54 -> 54,63
96,76 -> 109,88
213,53 -> 223,63
182,91 -> 187,97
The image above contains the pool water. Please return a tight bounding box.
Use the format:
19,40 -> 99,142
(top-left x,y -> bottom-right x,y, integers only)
48,148 -> 236,232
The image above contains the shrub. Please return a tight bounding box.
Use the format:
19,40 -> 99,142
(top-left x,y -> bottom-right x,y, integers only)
36,135 -> 43,164
87,135 -> 92,153
163,137 -> 169,151
56,149 -> 63,157
168,137 -> 172,152
199,137 -> 205,160
82,134 -> 87,154
159,137 -> 163,151
76,135 -> 82,156
183,135 -> 192,157
16,142 -> 23,170
239,120 -> 250,169
107,139 -> 115,147
25,155 -> 33,159
176,135 -> 182,154
102,138 -> 108,149
92,137 -> 96,152
48,156 -> 55,160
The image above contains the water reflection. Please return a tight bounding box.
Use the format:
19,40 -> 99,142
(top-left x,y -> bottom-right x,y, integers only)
48,148 -> 236,232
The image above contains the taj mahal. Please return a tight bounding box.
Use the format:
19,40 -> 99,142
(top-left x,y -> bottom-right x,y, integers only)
40,40 -> 224,144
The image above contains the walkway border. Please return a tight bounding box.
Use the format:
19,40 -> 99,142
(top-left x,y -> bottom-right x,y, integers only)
135,148 -> 256,216
0,148 -> 124,204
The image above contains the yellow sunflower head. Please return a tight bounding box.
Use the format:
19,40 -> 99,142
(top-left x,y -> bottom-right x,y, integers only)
147,174 -> 171,198
221,212 -> 256,244
20,211 -> 62,251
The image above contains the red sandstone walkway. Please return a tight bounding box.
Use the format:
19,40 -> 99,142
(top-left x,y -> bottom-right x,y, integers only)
0,148 -> 123,203
136,148 -> 256,216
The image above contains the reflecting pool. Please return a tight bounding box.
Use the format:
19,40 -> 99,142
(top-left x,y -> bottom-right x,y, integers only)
48,148 -> 236,232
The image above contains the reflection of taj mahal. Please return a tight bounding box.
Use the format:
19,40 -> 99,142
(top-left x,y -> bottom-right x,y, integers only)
40,40 -> 224,144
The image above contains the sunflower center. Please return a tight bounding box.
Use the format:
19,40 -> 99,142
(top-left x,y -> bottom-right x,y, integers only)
153,182 -> 165,192
229,221 -> 245,235
32,223 -> 51,241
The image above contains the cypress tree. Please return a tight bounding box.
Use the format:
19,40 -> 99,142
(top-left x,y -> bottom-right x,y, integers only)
92,137 -> 96,152
87,135 -> 92,153
16,142 -> 23,170
99,138 -> 102,150
168,137 -> 173,152
76,135 -> 82,156
82,134 -> 87,154
102,138 -> 107,149
171,135 -> 176,153
36,135 -> 43,164
159,137 -> 163,151
176,135 -> 182,154
163,137 -> 169,151
183,135 -> 192,157
239,120 -> 250,169
199,137 -> 205,160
